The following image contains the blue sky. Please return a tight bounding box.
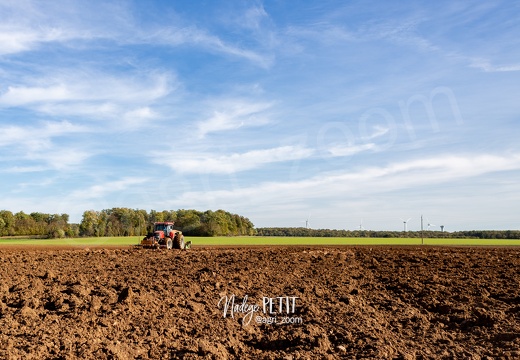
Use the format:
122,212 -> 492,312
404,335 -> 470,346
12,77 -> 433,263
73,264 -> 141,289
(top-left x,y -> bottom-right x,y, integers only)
1,1 -> 519,231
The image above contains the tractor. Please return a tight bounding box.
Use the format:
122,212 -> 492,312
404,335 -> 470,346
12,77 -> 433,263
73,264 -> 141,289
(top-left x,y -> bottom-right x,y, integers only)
139,222 -> 190,250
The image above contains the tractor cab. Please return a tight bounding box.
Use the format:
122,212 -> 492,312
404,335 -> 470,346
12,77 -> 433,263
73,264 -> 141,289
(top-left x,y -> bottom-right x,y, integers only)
154,222 -> 173,233
152,222 -> 175,241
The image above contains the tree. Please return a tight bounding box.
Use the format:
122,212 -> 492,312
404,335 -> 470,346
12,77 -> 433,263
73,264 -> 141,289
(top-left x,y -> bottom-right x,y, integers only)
14,211 -> 37,235
176,209 -> 203,235
133,209 -> 147,236
0,210 -> 14,236
80,210 -> 99,237
47,213 -> 68,238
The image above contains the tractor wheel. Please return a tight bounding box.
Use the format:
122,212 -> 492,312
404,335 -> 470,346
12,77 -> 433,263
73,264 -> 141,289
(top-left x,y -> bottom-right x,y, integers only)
173,234 -> 185,250
166,238 -> 173,250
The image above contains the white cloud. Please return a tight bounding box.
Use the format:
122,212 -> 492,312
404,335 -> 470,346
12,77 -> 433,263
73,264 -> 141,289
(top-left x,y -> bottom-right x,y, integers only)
0,2 -> 83,56
2,166 -> 48,173
123,107 -> 159,129
0,1 -> 272,66
28,148 -> 92,171
197,100 -> 273,137
328,143 -> 376,157
0,71 -> 173,134
0,30 -> 44,55
172,152 -> 520,207
0,120 -> 88,151
36,102 -> 118,119
0,71 -> 172,109
151,25 -> 273,67
0,84 -> 71,106
469,58 -> 520,72
0,3 -> 272,67
0,1 -> 132,55
69,177 -> 149,200
155,145 -> 314,174
369,19 -> 440,52
242,5 -> 269,30
1,154 -> 91,174
0,120 -> 93,171
364,125 -> 390,140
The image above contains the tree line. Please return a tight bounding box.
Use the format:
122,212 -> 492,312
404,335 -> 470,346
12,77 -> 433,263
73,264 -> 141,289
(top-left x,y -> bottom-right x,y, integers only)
0,208 -> 255,238
256,227 -> 520,239
1,209 -> 518,240
0,210 -> 74,238
79,208 -> 255,237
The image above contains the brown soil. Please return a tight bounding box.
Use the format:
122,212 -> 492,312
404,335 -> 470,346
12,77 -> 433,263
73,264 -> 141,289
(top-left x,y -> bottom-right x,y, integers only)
0,246 -> 519,359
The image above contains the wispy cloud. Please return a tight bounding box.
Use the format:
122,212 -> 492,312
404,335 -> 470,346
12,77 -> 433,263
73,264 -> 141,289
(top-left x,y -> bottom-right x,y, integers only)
0,28 -> 67,55
0,1 -> 272,67
155,145 -> 314,174
469,58 -> 520,72
69,177 -> 149,200
0,70 -> 173,134
366,19 -> 440,52
363,125 -> 390,140
196,100 -> 273,138
148,26 -> 272,66
241,5 -> 269,31
327,143 -> 376,157
173,152 -> 520,207
0,120 -> 88,151
28,148 -> 92,171
0,1 -> 129,55
148,1 -> 274,67
284,17 -> 437,52
0,84 -> 71,106
0,120 -> 93,171
282,4 -> 520,78
123,107 -> 159,129
0,70 -> 172,108
2,166 -> 48,174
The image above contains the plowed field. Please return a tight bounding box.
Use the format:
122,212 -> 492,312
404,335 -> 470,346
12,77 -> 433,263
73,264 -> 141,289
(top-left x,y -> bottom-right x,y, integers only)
1,246 -> 519,359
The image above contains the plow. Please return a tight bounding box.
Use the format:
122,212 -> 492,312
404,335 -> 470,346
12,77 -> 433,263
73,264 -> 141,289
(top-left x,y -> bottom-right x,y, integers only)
136,221 -> 191,250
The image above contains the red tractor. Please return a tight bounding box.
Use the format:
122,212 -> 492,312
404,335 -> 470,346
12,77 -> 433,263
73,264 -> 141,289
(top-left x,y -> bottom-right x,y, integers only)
139,222 -> 190,250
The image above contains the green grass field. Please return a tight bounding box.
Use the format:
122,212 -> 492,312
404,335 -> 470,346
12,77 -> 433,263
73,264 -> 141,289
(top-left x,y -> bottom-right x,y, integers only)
1,236 -> 520,247
0,237 -> 138,247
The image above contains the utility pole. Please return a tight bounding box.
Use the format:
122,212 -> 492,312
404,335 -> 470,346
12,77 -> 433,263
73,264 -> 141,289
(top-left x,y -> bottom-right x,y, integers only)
421,215 -> 424,245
